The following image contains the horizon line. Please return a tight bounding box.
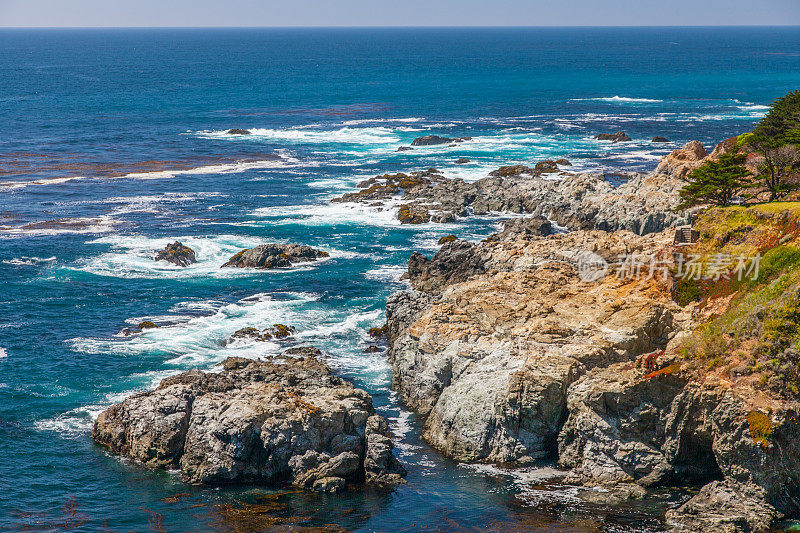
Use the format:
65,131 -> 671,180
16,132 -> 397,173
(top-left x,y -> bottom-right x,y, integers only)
1,24 -> 799,29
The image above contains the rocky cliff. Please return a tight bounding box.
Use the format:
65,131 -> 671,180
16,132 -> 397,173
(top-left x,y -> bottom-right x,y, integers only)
379,147 -> 800,531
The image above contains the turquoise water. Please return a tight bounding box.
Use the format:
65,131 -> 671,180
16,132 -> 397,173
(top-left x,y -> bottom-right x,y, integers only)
1,27 -> 799,531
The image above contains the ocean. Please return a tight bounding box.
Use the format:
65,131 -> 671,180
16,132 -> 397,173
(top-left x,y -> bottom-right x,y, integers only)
1,26 -> 798,531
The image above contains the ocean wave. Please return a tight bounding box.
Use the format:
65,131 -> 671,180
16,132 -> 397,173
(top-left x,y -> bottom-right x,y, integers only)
0,347 -> 7,359
196,126 -> 401,145
1,256 -> 56,266
68,291 -> 320,362
571,96 -> 663,103
340,117 -> 424,126
0,216 -> 121,237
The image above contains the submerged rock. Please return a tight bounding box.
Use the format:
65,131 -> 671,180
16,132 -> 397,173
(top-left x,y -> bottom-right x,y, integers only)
227,129 -> 252,135
410,135 -> 471,146
652,136 -> 670,143
92,355 -> 406,490
455,157 -> 471,164
222,244 -> 329,269
227,324 -> 296,343
155,241 -> 197,267
396,146 -> 414,152
594,131 -> 632,142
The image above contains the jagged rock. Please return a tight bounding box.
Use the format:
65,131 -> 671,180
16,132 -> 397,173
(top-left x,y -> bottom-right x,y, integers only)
489,165 -> 534,178
406,239 -> 486,293
364,345 -> 383,353
396,146 -> 413,152
227,324 -> 295,343
92,356 -> 405,490
410,135 -> 471,146
222,244 -> 329,269
533,160 -> 560,174
652,136 -> 670,143
283,346 -> 323,358
397,204 -> 431,224
555,158 -> 572,166
654,141 -> 709,179
455,157 -> 470,164
138,321 -> 158,329
227,129 -> 251,135
498,216 -> 551,238
665,480 -> 780,533
155,242 -> 196,267
594,131 -> 632,142
709,136 -> 740,160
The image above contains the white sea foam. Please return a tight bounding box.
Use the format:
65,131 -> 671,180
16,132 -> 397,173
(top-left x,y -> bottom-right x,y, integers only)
196,126 -> 401,146
68,292 -> 320,362
253,200 -> 406,227
0,347 -> 7,359
0,216 -> 121,237
1,256 -> 56,266
0,158 -> 295,191
571,95 -> 663,103
364,265 -> 407,282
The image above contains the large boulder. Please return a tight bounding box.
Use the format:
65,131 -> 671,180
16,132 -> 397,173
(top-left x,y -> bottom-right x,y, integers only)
155,241 -> 196,267
411,135 -> 471,146
654,141 -> 709,179
594,131 -> 632,142
92,356 -> 405,491
222,244 -> 329,269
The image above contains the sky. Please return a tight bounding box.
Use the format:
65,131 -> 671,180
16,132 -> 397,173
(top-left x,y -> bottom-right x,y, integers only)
0,0 -> 798,27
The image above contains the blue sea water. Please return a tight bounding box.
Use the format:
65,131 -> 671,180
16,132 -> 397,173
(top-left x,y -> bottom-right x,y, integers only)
0,26 -> 799,531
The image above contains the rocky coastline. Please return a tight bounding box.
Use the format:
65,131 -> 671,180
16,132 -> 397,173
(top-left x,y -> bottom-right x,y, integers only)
371,140 -> 800,532
93,354 -> 405,492
93,138 -> 798,531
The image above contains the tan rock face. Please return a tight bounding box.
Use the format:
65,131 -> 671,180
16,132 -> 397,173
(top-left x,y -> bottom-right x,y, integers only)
654,140 -> 709,179
388,228 -> 680,464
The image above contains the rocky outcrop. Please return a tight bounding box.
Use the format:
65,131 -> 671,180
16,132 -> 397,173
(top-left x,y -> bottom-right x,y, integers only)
386,228 -> 680,464
396,146 -> 413,152
406,239 -> 487,292
155,241 -> 196,267
92,355 -> 405,491
498,216 -> 551,238
222,244 -> 329,269
227,129 -> 251,135
455,157 -> 470,164
411,135 -> 471,146
666,480 -> 780,533
227,324 -> 295,343
331,152 -> 693,235
654,141 -> 709,179
557,347 -> 800,531
652,136 -> 670,143
594,131 -> 632,142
